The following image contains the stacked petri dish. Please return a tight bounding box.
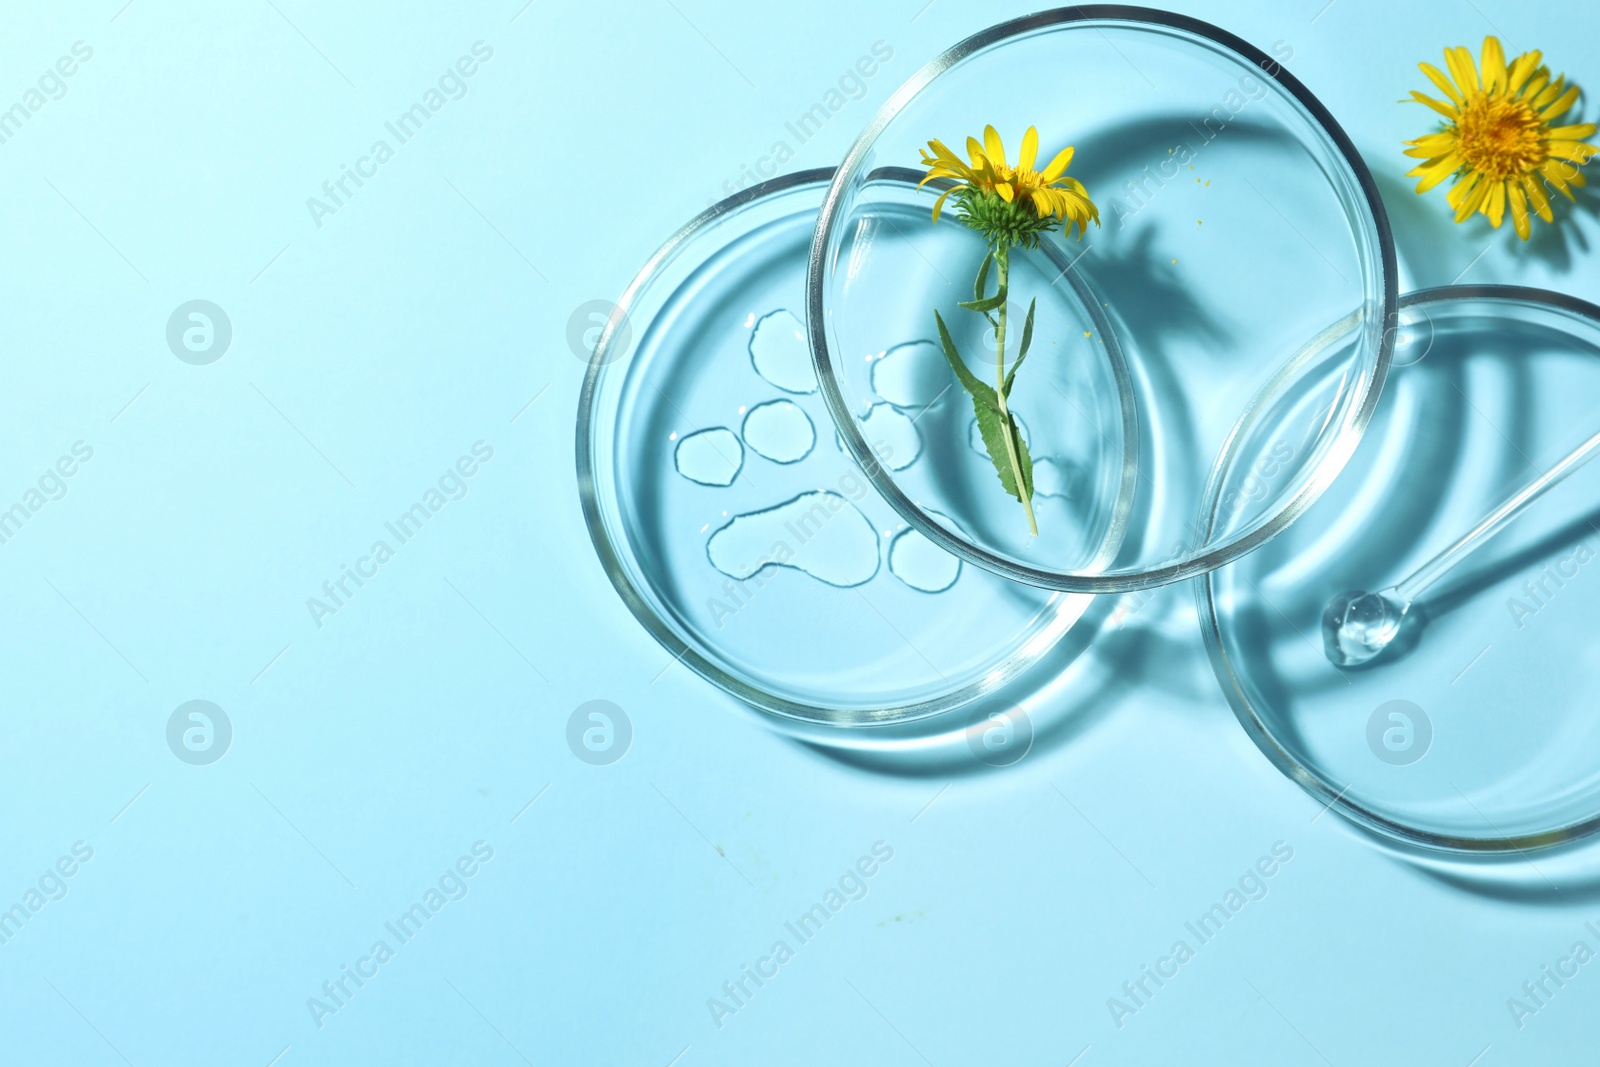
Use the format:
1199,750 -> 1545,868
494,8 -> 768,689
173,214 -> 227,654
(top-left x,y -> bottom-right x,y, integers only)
578,8 -> 1600,851
809,7 -> 1394,592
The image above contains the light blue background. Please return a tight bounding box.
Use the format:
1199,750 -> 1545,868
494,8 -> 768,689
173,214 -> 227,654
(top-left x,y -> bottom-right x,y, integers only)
2,1 -> 1598,1063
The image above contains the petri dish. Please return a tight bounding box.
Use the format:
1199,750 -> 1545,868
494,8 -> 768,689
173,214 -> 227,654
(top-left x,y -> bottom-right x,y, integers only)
808,6 -> 1396,592
576,170 -> 1127,726
1201,286 -> 1600,852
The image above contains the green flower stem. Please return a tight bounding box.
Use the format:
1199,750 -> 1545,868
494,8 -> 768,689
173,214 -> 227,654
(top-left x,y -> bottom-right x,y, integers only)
992,244 -> 1037,537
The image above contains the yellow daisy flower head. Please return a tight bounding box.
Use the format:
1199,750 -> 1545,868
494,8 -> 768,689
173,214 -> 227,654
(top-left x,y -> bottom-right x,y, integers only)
1405,36 -> 1599,239
918,124 -> 1099,247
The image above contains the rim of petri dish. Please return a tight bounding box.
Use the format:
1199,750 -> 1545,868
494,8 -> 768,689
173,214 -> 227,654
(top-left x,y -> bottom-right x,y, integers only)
575,169 -> 1127,728
807,4 -> 1398,594
1198,285 -> 1600,853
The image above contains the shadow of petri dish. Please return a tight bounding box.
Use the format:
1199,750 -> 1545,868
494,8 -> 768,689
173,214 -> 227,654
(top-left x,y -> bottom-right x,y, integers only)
1201,286 -> 1600,853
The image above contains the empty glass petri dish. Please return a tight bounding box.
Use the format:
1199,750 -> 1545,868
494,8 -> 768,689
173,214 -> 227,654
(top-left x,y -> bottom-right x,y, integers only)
808,6 -> 1396,592
576,171 -> 1126,726
1201,287 -> 1600,851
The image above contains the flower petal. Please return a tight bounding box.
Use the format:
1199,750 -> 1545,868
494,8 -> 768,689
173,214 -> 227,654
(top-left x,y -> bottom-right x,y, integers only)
1540,84 -> 1581,120
1038,145 -> 1075,182
1540,159 -> 1578,200
1548,139 -> 1599,162
1445,45 -> 1480,94
983,125 -> 1007,170
1533,75 -> 1568,110
1446,170 -> 1480,208
1521,175 -> 1554,222
1548,123 -> 1600,141
1406,131 -> 1457,150
1019,126 -> 1039,172
1507,50 -> 1543,93
926,138 -> 964,165
1507,180 -> 1532,239
1453,174 -> 1490,221
1403,143 -> 1452,160
1412,152 -> 1462,193
1419,61 -> 1462,104
1481,36 -> 1507,92
1486,179 -> 1507,227
1409,90 -> 1459,119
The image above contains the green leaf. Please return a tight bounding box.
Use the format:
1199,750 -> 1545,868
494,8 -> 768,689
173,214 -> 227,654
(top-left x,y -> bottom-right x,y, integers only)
972,254 -> 998,325
1003,298 -> 1036,398
958,289 -> 1007,314
972,395 -> 1034,503
933,310 -> 1000,410
960,252 -> 1007,313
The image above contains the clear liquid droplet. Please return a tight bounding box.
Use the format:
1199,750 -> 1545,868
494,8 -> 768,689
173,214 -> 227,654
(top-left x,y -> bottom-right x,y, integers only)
888,517 -> 962,593
1032,457 -> 1078,499
707,491 -> 879,588
871,340 -> 946,409
858,404 -> 921,471
749,309 -> 816,394
1321,589 -> 1411,666
674,428 -> 743,486
741,400 -> 815,464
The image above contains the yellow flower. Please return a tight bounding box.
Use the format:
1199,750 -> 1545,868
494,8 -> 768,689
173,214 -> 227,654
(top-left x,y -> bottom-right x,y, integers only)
918,124 -> 1099,238
1405,36 -> 1599,239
